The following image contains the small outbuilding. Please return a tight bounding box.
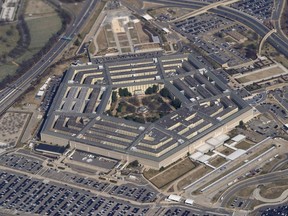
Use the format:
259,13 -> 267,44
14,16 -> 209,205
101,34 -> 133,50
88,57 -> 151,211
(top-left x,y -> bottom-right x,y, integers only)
167,195 -> 182,202
185,199 -> 194,205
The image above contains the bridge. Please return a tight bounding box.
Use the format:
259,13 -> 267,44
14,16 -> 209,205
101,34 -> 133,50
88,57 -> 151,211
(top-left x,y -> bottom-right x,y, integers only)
171,0 -> 241,23
258,29 -> 277,57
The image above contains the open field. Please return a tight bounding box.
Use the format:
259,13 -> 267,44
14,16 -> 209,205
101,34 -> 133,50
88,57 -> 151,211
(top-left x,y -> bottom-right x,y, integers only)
0,64 -> 18,81
150,158 -> 196,188
236,186 -> 255,198
15,14 -> 62,64
0,24 -> 20,56
260,181 -> 288,199
24,0 -> 55,16
236,66 -> 287,83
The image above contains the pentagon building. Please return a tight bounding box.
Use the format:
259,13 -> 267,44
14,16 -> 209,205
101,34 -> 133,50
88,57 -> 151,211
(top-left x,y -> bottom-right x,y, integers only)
41,54 -> 253,169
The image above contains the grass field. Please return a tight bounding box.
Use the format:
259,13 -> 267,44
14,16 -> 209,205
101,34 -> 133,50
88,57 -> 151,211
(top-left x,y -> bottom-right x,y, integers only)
0,24 -> 20,56
15,15 -> 62,64
150,158 -> 196,188
0,64 -> 18,80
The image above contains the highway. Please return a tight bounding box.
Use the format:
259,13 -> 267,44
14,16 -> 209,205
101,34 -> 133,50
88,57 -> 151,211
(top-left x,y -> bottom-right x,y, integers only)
143,0 -> 288,58
0,0 -> 99,115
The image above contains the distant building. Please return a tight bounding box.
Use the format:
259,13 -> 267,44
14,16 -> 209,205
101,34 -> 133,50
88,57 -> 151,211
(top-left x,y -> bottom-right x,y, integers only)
0,0 -> 19,21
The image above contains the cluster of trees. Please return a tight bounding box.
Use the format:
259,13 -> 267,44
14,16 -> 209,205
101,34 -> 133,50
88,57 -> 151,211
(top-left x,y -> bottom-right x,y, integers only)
159,87 -> 170,98
245,43 -> 257,59
118,88 -> 132,97
7,16 -> 31,60
171,98 -> 181,109
111,91 -> 117,103
145,85 -> 159,95
127,160 -> 139,168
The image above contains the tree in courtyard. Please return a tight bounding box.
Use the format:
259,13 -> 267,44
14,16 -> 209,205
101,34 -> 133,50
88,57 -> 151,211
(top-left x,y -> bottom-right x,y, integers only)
111,91 -> 117,103
160,87 -> 170,98
171,98 -> 181,109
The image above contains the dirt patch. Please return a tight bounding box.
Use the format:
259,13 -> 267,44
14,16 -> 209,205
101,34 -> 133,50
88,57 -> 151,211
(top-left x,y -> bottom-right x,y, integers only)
235,141 -> 253,150
236,66 -> 286,84
177,165 -> 212,190
209,156 -> 227,167
260,184 -> 288,199
236,186 -> 255,198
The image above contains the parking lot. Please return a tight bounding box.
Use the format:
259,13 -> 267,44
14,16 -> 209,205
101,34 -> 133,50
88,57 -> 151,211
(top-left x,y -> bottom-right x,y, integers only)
173,14 -> 250,67
257,102 -> 287,119
42,168 -> 158,203
231,0 -> 273,21
41,168 -> 110,192
0,170 -> 150,216
162,206 -> 227,216
0,153 -> 43,174
108,183 -> 157,203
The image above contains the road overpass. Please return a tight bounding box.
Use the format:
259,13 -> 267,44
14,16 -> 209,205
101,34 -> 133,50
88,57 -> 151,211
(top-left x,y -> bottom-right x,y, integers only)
258,29 -> 277,56
172,0 -> 241,22
0,0 -> 99,116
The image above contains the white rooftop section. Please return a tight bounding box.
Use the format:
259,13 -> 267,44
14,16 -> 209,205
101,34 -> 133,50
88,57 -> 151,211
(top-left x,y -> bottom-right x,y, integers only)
168,195 -> 182,202
185,199 -> 194,205
162,27 -> 170,33
206,137 -> 222,148
227,149 -> 246,160
190,152 -> 204,161
36,90 -> 45,97
197,155 -> 211,163
197,143 -> 214,153
232,134 -> 246,142
217,134 -> 230,143
142,14 -> 153,20
206,134 -> 229,148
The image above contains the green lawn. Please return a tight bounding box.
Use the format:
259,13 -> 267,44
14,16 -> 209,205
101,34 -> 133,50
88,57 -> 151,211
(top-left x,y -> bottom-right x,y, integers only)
0,23 -> 20,56
15,15 -> 62,64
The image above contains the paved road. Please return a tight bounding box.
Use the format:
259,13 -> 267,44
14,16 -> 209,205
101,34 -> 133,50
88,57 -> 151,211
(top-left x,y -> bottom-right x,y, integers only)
143,0 -> 288,58
0,0 -> 99,115
220,169 -> 288,208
